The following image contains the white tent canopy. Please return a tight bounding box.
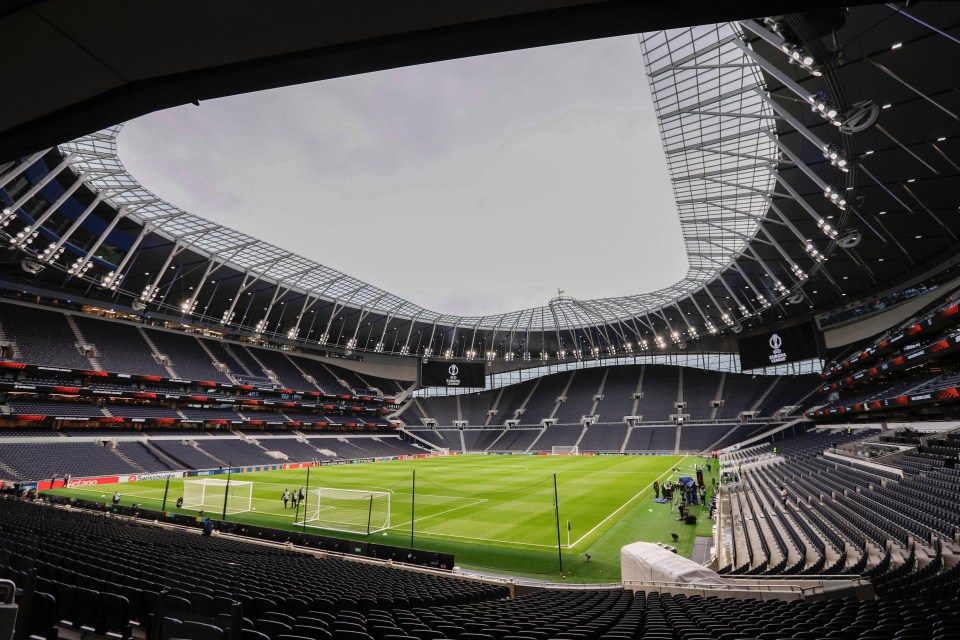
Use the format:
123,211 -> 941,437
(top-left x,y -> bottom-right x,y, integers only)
621,542 -> 721,585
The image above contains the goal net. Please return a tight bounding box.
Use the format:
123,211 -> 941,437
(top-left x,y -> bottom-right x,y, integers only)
297,487 -> 391,534
551,445 -> 579,455
182,478 -> 253,515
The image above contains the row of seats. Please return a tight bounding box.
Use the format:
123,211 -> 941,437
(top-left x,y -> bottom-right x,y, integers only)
0,434 -> 423,480
2,497 -> 958,640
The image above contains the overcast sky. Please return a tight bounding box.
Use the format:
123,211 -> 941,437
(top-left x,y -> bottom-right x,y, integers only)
118,35 -> 687,317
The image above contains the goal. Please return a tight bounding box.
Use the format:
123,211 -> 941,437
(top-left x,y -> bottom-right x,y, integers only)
551,445 -> 580,455
297,487 -> 391,535
182,478 -> 253,515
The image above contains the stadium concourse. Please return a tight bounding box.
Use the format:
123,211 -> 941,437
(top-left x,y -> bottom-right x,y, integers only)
3,0 -> 960,640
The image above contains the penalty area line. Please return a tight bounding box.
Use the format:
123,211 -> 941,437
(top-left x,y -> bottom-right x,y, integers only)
568,454 -> 689,550
387,497 -> 488,530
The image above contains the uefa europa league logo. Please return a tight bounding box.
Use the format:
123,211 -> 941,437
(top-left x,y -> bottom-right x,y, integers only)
769,333 -> 782,353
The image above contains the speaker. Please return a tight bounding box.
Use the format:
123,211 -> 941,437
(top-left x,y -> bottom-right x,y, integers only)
685,514 -> 697,525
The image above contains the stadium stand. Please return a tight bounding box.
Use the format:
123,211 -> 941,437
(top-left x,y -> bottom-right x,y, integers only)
202,340 -> 254,380
578,423 -> 629,452
518,372 -> 571,425
594,364 -> 642,424
635,365 -> 680,422
460,429 -> 502,452
459,392 -> 493,426
489,428 -> 542,452
680,367 -> 719,420
553,367 -> 605,424
718,424 -> 960,591
142,329 -> 233,383
716,373 -> 773,419
105,403 -> 182,419
492,378 -> 538,424
7,398 -> 102,418
195,439 -> 279,466
248,348 -> 318,392
72,316 -> 170,377
2,497 -> 957,640
150,440 -> 226,469
418,395 -> 458,426
288,355 -> 354,395
0,441 -> 139,479
115,441 -> 180,472
0,304 -> 92,369
536,423 -> 585,449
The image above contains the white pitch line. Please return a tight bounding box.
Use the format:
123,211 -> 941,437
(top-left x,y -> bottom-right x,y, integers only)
567,454 -> 689,550
388,498 -> 488,530
404,529 -> 560,548
63,487 -> 165,500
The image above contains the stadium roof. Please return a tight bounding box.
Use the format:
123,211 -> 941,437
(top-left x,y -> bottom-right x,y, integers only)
56,22 -> 774,332
1,2 -> 959,362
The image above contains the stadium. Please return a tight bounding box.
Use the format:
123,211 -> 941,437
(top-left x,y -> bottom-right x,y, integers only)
0,1 -> 959,639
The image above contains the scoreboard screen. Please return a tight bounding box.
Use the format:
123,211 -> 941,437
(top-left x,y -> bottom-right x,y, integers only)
420,361 -> 486,388
738,323 -> 820,370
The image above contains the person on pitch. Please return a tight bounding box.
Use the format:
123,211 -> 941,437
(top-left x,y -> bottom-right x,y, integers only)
653,481 -> 660,499
282,489 -> 290,509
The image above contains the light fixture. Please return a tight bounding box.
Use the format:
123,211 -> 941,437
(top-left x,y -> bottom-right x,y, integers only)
220,310 -> 235,325
891,42 -> 903,50
823,186 -> 847,211
289,327 -> 301,340
140,284 -> 159,303
399,345 -> 410,356
805,242 -> 827,263
781,43 -> 821,75
822,144 -> 850,172
180,299 -> 198,314
809,95 -> 842,125
443,348 -> 453,359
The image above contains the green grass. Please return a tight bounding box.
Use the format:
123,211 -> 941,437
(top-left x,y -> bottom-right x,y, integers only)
43,454 -> 718,582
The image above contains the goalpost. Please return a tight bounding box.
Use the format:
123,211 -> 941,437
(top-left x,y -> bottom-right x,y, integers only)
551,445 -> 580,455
297,487 -> 391,535
182,478 -> 253,515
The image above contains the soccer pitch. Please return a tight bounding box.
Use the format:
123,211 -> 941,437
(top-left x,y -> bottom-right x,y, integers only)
44,454 -> 718,581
